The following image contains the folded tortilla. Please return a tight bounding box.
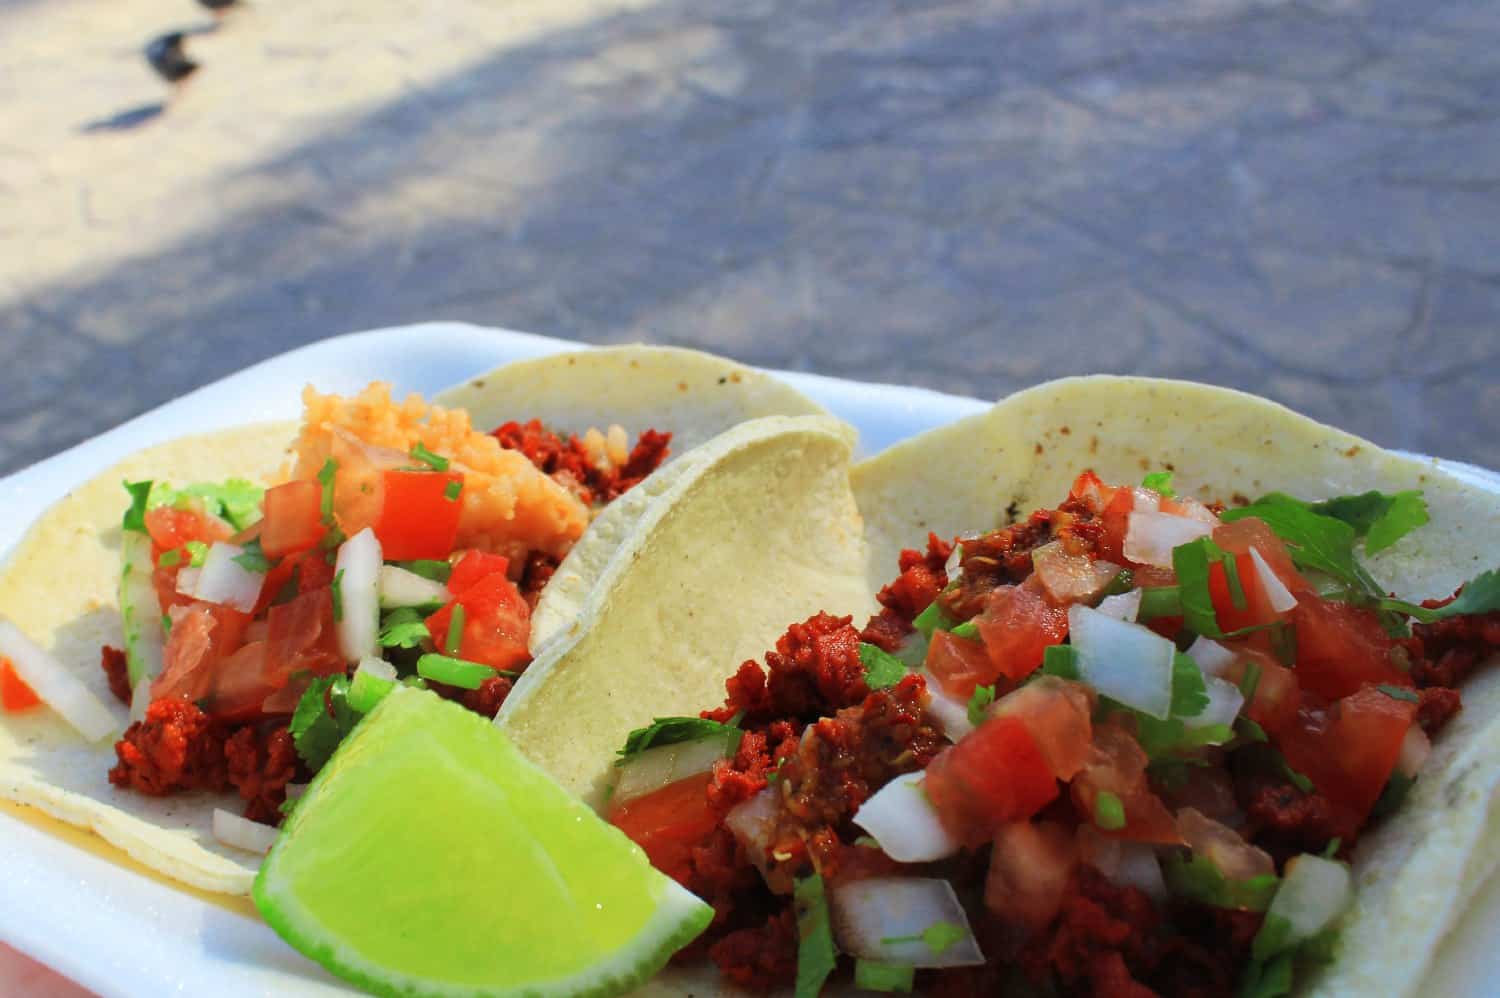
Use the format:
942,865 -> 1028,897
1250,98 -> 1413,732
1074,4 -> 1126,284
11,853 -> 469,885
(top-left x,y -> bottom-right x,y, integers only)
513,375 -> 1500,997
0,346 -> 827,896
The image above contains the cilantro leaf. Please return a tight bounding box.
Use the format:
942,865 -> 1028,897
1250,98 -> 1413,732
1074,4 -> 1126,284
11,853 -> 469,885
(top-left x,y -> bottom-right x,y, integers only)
1370,770 -> 1415,820
912,601 -> 958,638
920,921 -> 967,954
184,540 -> 208,567
1137,585 -> 1183,620
950,620 -> 979,639
1093,790 -> 1126,830
1171,651 -> 1210,718
1135,716 -> 1234,758
232,537 -> 271,573
443,479 -> 463,501
410,442 -> 450,472
859,643 -> 908,690
444,604 -> 466,655
416,653 -> 503,689
793,874 -> 837,998
967,684 -> 996,726
853,960 -> 914,993
616,716 -> 742,761
397,559 -> 453,583
1163,852 -> 1279,912
1381,569 -> 1500,623
1376,684 -> 1418,703
1307,490 -> 1429,555
153,479 -> 265,531
379,607 -> 431,650
290,676 -> 360,773
317,458 -> 338,523
331,568 -> 345,622
1040,644 -> 1080,680
122,480 -> 154,533
1141,471 -> 1176,497
1219,498 -> 1377,597
1173,537 -> 1231,637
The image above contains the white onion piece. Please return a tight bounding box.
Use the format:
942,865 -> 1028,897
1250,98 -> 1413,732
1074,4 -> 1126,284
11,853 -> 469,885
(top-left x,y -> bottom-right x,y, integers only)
1130,488 -> 1162,514
1167,496 -> 1220,524
724,787 -> 779,871
852,772 -> 960,863
919,670 -> 975,742
1397,725 -> 1431,778
1248,547 -> 1299,612
1124,510 -> 1215,569
1094,588 -> 1142,622
355,656 -> 398,682
1033,542 -> 1121,603
1266,854 -> 1352,945
943,543 -> 964,580
174,566 -> 203,597
1068,605 -> 1175,720
192,543 -> 266,613
0,620 -> 119,741
212,808 -> 279,855
612,734 -> 733,807
334,528 -> 383,663
378,565 -> 450,609
1185,676 -> 1245,730
129,677 -> 153,724
1187,636 -> 1236,678
1114,843 -> 1168,902
830,878 -> 985,968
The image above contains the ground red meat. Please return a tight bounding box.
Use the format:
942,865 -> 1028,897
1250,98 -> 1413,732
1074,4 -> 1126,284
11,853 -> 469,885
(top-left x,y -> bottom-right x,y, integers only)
707,907 -> 799,992
517,551 -> 560,609
938,511 -> 1056,619
1150,906 -> 1264,998
225,724 -> 297,824
100,645 -> 131,705
1020,867 -> 1164,997
705,613 -> 871,726
427,674 -> 516,719
1417,685 -> 1463,734
1408,592 -> 1500,688
109,697 -> 230,795
860,535 -> 953,650
493,420 -> 671,505
1232,747 -> 1355,862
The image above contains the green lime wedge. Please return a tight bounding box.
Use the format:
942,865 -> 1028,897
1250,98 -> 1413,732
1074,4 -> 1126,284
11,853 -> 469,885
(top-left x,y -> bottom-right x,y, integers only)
253,686 -> 712,997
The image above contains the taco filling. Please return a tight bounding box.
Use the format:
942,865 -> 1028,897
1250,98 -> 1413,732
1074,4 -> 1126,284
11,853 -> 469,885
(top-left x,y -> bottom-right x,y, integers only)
0,383 -> 672,830
605,471 -> 1500,997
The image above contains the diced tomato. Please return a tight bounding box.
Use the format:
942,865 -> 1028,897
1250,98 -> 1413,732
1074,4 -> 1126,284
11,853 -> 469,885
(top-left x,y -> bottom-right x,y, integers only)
1097,485 -> 1136,564
0,659 -> 41,712
1222,648 -> 1301,737
1291,596 -> 1408,701
1214,519 -> 1300,584
924,630 -> 995,699
426,573 -> 531,672
1275,684 -> 1416,821
256,547 -> 337,615
145,505 -> 232,554
447,550 -> 511,595
975,578 -> 1069,682
203,641 -> 274,723
1070,724 -> 1182,845
1068,471 -> 1115,511
260,480 -> 327,558
374,470 -> 464,561
989,676 -> 1094,781
608,772 -> 718,884
923,715 -> 1059,846
153,604 -> 252,705
985,820 -> 1079,932
264,587 -> 344,680
152,559 -> 192,615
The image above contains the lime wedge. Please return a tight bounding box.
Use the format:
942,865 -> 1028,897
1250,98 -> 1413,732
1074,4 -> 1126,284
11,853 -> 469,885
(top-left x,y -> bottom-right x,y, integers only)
253,686 -> 712,996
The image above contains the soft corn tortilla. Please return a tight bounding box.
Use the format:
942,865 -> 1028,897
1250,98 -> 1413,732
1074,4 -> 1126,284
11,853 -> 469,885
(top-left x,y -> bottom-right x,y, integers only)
518,376 -> 1500,997
0,346 -> 827,897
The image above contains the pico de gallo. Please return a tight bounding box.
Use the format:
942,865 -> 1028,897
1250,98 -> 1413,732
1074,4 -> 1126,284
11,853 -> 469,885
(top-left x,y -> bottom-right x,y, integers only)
603,471 -> 1500,997
0,384 -> 672,830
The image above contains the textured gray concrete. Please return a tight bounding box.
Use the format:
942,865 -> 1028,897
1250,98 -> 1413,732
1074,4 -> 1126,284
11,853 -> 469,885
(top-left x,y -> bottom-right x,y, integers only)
2,0 -> 1497,476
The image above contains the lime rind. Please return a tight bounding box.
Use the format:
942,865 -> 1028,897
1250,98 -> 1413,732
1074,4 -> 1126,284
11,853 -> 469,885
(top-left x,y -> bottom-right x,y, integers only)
253,687 -> 713,997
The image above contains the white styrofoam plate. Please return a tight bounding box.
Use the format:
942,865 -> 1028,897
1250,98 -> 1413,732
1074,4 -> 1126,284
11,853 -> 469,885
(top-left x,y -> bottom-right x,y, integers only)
0,323 -> 1495,997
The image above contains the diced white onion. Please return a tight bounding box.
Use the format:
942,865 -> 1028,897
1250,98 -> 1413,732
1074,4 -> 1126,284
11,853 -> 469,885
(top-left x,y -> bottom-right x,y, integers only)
377,565 -> 450,609
334,528 -> 383,663
852,772 -> 961,863
1033,542 -> 1122,604
1124,510 -> 1215,568
1185,676 -> 1245,729
130,677 -> 153,724
612,734 -> 733,807
1067,605 -> 1175,720
724,787 -> 779,871
1130,488 -> 1162,514
1186,636 -> 1236,678
1094,588 -> 1142,622
919,670 -> 974,742
943,543 -> 964,580
830,878 -> 985,968
1398,725 -> 1431,778
212,808 -> 279,855
1266,854 -> 1352,945
1095,840 -> 1169,902
174,566 -> 202,597
0,619 -> 119,741
355,656 -> 398,682
191,543 -> 266,613
1167,496 -> 1220,523
1248,547 -> 1299,613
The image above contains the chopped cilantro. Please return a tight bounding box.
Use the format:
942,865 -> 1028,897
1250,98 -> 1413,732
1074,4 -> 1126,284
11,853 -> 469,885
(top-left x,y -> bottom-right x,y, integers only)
852,835 -> 881,849
1236,716 -> 1269,743
331,568 -> 345,622
443,479 -> 463,502
1137,585 -> 1183,620
398,559 -> 452,583
232,538 -> 271,573
317,458 -> 338,523
1103,568 -> 1135,596
378,607 -> 431,650
854,960 -> 914,993
1135,716 -> 1234,758
1093,790 -> 1126,830
1280,755 -> 1315,794
950,620 -> 979,639
445,604 -> 466,655
1222,551 -> 1248,610
415,653 -> 506,689
1239,660 -> 1263,701
1371,771 -> 1415,820
157,548 -> 182,568
289,676 -> 360,773
859,643 -> 908,689
1173,537 -> 1233,637
1220,497 -> 1379,601
793,874 -> 837,998
880,921 -> 968,955
410,442 -> 450,472
1382,569 -> 1500,623
967,684 -> 996,726
1163,852 -> 1279,911
912,600 -> 959,638
184,540 -> 208,567
1040,644 -> 1080,680
1241,907 -> 1342,998
152,479 -> 265,531
1141,471 -> 1176,497
161,612 -> 172,636
122,480 -> 153,533
1171,651 -> 1210,718
1376,684 -> 1418,703
1269,621 -> 1298,665
1309,489 -> 1429,554
616,715 -> 742,761
1321,838 -> 1342,859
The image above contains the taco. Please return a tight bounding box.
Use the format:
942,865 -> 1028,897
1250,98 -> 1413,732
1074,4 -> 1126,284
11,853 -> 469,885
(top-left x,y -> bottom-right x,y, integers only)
0,345 -> 826,897
507,376 -> 1500,997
